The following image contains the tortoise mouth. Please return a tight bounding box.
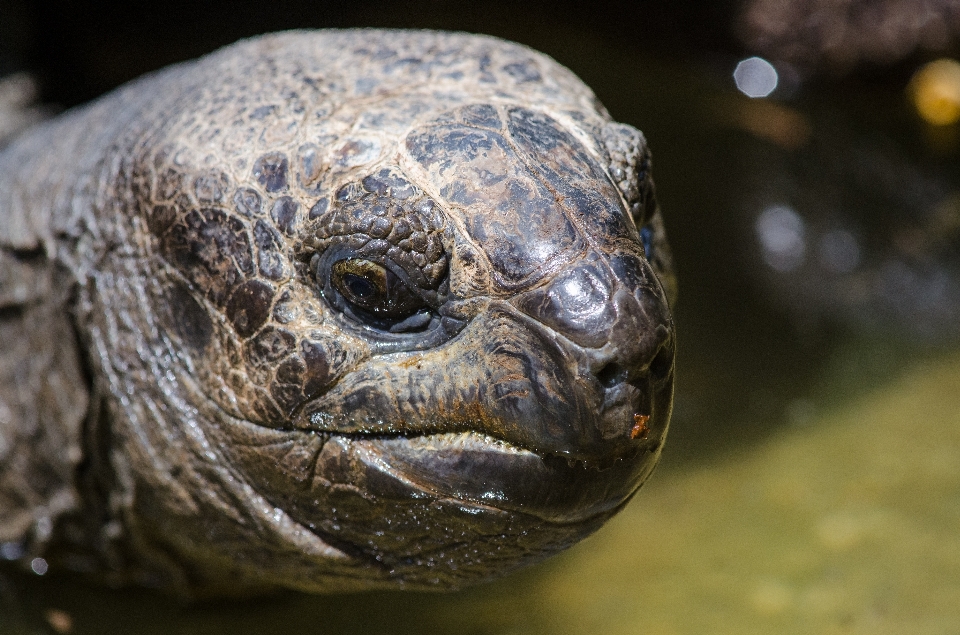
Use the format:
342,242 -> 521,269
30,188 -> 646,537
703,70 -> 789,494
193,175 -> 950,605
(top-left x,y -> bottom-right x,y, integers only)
277,302 -> 673,524
349,428 -> 664,524
293,304 -> 674,466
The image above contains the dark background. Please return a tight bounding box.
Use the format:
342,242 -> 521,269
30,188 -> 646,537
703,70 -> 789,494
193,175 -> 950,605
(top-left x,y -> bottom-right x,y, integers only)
1,0 -> 741,107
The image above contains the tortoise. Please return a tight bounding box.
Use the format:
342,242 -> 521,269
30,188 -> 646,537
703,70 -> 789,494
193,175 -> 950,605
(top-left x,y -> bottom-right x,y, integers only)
0,30 -> 676,595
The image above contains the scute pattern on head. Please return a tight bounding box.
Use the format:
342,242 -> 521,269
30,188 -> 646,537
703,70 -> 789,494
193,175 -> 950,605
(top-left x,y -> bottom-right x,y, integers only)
0,29 -> 675,596
404,107 -> 583,288
307,169 -> 448,297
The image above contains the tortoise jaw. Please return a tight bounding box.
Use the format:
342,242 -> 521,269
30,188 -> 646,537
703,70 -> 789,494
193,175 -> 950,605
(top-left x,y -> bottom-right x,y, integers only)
295,363 -> 671,524
352,430 -> 663,524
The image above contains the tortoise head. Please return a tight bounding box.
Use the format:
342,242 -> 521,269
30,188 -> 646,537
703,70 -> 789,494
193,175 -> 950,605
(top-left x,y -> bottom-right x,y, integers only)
142,102 -> 674,590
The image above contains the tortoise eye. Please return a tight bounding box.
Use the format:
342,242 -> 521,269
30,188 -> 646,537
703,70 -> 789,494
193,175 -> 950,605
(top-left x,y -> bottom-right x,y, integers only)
342,273 -> 377,300
330,259 -> 426,319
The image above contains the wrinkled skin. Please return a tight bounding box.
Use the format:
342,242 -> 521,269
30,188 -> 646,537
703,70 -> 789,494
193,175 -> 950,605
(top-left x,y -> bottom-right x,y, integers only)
0,30 -> 676,595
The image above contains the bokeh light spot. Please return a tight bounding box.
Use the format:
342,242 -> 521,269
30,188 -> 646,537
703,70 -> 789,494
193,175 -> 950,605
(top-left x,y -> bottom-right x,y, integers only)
756,204 -> 806,272
734,57 -> 779,98
0,541 -> 24,560
30,556 -> 48,575
910,58 -> 960,126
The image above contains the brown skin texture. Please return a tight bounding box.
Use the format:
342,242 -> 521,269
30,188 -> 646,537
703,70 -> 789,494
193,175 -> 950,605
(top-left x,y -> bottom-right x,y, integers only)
0,30 -> 675,596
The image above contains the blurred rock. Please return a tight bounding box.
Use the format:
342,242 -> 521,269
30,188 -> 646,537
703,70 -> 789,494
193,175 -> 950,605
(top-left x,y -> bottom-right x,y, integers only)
738,0 -> 960,73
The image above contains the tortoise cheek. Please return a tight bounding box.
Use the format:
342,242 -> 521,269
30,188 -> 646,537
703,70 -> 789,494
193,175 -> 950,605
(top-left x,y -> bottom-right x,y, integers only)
268,339 -> 334,417
225,279 -> 275,338
158,207 -> 255,305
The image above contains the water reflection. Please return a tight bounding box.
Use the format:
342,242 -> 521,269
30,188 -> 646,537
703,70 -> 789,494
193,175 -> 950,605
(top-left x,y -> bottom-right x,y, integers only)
733,80 -> 960,343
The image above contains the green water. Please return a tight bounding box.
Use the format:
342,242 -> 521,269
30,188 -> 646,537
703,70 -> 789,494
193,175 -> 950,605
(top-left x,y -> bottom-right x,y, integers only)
3,18 -> 960,635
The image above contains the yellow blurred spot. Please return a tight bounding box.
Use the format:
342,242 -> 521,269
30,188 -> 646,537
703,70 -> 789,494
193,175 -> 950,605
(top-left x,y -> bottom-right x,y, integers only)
910,58 -> 960,126
45,609 -> 73,634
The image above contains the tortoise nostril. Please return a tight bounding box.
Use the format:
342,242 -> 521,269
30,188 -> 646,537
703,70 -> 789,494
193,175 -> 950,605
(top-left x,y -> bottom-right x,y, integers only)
596,362 -> 627,389
649,342 -> 674,385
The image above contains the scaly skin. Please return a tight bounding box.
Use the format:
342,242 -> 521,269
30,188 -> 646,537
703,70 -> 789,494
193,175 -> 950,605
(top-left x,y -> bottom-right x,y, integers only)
0,30 -> 675,596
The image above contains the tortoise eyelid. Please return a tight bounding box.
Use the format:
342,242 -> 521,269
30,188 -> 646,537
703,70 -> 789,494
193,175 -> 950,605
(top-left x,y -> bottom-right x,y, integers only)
328,257 -> 429,321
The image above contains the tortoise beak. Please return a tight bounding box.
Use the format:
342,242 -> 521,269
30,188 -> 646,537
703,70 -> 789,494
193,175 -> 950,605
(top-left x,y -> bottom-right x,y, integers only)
510,248 -> 675,464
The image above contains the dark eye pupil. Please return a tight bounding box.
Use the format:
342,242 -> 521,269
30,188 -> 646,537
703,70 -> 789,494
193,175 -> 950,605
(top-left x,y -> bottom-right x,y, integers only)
343,273 -> 375,300
328,258 -> 428,325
